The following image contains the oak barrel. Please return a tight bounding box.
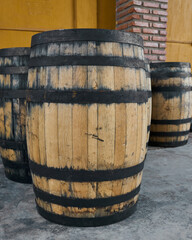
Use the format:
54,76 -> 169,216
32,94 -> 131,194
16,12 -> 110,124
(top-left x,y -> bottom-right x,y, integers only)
27,29 -> 151,226
145,59 -> 152,143
149,62 -> 192,147
0,48 -> 31,183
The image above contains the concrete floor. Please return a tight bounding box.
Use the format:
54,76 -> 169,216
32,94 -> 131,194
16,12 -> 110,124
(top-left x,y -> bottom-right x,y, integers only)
0,137 -> 192,240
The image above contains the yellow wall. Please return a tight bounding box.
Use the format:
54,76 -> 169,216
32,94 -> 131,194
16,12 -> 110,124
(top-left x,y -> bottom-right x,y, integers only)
0,0 -> 116,48
166,0 -> 192,66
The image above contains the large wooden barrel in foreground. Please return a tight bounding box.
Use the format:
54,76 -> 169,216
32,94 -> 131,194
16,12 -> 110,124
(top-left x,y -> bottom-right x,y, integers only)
0,48 -> 31,183
27,29 -> 151,226
149,62 -> 192,147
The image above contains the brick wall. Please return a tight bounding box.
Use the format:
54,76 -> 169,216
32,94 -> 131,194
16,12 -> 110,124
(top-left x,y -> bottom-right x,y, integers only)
116,0 -> 168,62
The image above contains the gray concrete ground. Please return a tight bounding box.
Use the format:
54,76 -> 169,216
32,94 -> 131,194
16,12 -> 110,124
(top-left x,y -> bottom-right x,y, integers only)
0,136 -> 192,240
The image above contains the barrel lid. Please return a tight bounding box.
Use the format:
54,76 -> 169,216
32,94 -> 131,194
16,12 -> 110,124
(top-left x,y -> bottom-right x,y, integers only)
31,29 -> 143,48
0,48 -> 30,57
150,62 -> 191,69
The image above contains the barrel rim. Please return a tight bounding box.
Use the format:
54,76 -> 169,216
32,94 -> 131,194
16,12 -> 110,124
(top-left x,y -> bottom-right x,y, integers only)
31,28 -> 143,48
150,62 -> 191,68
0,48 -> 30,57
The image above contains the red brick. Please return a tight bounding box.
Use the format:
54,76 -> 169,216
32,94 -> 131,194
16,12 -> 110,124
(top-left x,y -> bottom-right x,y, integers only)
144,54 -> 158,61
161,4 -> 168,9
129,27 -> 141,33
160,30 -> 167,35
159,55 -> 166,61
117,9 -> 130,19
116,23 -> 128,30
144,42 -> 159,48
152,49 -> 166,55
153,23 -> 167,28
143,2 -> 159,8
117,14 -> 141,24
143,15 -> 159,22
160,16 -> 168,22
116,0 -> 129,7
141,35 -> 149,41
133,0 -> 142,5
134,7 -> 150,14
153,36 -> 167,41
153,0 -> 168,2
143,28 -> 158,34
129,21 -> 149,27
117,2 -> 133,12
144,49 -> 148,54
116,7 -> 135,19
160,43 -> 166,48
153,10 -> 168,16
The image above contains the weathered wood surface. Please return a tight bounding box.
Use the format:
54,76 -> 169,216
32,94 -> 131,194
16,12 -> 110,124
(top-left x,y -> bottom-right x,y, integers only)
27,29 -> 151,226
0,48 -> 31,183
150,62 -> 192,147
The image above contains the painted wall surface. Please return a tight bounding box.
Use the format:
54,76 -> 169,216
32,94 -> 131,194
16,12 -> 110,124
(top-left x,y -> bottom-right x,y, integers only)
166,0 -> 192,66
0,0 -> 116,48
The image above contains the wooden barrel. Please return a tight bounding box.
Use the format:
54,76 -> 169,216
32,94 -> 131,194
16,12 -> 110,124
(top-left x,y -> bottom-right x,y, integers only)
145,59 -> 152,143
149,62 -> 192,147
0,48 -> 31,183
27,29 -> 151,226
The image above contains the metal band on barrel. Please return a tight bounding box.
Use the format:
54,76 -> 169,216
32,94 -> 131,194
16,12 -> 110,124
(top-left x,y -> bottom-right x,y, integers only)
36,202 -> 137,227
2,158 -> 29,170
33,184 -> 140,208
0,48 -> 30,57
149,140 -> 188,147
29,56 -> 146,69
152,86 -> 192,92
0,66 -> 28,74
29,158 -> 145,182
31,29 -> 143,47
150,130 -> 189,137
0,139 -> 27,150
151,71 -> 192,80
151,118 -> 192,125
0,89 -> 27,99
150,62 -> 191,68
26,89 -> 151,104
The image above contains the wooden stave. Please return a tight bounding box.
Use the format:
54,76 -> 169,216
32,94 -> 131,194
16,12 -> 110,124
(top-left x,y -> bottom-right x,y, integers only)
0,48 -> 31,183
144,59 -> 152,143
149,62 -> 192,147
27,35 -> 150,225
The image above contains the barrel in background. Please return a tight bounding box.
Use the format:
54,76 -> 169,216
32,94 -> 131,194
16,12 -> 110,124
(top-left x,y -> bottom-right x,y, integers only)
0,48 -> 31,183
27,29 -> 151,226
149,62 -> 192,147
145,59 -> 152,143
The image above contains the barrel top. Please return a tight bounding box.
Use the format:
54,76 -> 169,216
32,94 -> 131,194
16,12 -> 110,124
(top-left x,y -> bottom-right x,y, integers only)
150,62 -> 191,69
31,29 -> 143,48
0,48 -> 30,57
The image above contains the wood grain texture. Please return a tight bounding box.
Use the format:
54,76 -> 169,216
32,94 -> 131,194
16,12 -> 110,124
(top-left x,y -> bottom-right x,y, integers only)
0,49 -> 30,182
150,64 -> 192,146
166,0 -> 192,69
27,35 -> 149,223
